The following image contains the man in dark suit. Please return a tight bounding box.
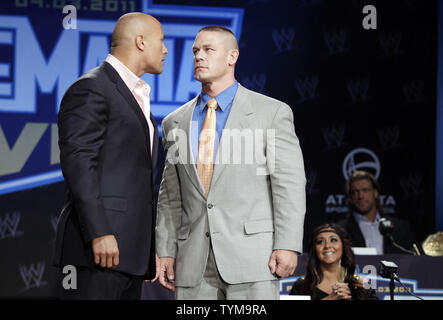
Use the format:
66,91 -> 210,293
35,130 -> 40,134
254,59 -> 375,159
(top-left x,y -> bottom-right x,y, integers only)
338,170 -> 415,254
53,13 -> 168,299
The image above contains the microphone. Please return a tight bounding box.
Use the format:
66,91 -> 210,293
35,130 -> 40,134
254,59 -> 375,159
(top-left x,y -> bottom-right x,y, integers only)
378,218 -> 417,255
378,260 -> 398,279
378,260 -> 424,300
379,217 -> 394,237
378,260 -> 399,301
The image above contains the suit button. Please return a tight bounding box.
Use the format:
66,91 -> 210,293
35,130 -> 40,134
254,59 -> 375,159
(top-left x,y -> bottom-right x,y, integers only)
205,232 -> 210,238
207,204 -> 213,209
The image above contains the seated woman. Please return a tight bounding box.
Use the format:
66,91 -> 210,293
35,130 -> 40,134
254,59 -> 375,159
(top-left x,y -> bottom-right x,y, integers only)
290,224 -> 378,300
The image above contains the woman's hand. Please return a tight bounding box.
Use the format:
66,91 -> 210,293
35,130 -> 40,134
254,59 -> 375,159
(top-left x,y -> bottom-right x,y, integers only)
323,282 -> 352,300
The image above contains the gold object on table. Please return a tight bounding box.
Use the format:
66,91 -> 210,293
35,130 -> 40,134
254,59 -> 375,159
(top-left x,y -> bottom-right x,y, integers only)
422,232 -> 443,256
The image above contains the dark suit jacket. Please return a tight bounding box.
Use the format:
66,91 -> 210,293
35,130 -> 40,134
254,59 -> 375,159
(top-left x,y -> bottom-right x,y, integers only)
53,61 -> 158,279
337,213 -> 415,254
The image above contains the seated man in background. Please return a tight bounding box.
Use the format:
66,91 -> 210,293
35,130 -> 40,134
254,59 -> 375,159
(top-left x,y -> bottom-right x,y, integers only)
337,170 -> 415,254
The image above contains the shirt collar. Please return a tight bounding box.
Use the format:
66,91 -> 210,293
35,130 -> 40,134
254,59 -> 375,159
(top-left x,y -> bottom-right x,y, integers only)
353,211 -> 381,224
105,54 -> 150,94
199,81 -> 238,113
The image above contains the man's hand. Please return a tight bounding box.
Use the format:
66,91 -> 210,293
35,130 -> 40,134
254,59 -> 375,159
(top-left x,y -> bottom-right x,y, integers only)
147,254 -> 161,283
92,234 -> 119,268
268,249 -> 298,278
158,257 -> 176,291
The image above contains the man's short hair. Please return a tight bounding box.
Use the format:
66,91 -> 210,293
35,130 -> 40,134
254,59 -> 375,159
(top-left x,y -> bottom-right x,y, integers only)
198,25 -> 238,49
345,170 -> 381,197
198,25 -> 236,37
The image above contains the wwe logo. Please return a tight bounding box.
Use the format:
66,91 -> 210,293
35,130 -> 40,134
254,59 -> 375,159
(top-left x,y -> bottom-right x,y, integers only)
324,30 -> 349,55
272,28 -> 296,54
403,79 -> 425,103
306,170 -> 319,195
347,78 -> 370,103
400,172 -> 423,197
242,74 -> 267,93
377,126 -> 401,151
0,211 -> 23,240
19,262 -> 48,291
322,124 -> 347,150
379,32 -> 402,56
295,75 -> 319,104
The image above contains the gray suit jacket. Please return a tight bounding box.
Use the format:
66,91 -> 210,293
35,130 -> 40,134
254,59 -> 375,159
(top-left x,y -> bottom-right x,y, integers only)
156,84 -> 306,287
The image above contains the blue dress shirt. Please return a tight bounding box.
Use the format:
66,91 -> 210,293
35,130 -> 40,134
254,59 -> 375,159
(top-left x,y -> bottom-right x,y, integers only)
191,81 -> 239,165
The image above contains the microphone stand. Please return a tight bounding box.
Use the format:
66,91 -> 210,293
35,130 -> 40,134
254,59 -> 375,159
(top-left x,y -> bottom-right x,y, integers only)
379,260 -> 424,300
389,274 -> 395,300
387,235 -> 417,255
392,273 -> 424,300
379,218 -> 417,255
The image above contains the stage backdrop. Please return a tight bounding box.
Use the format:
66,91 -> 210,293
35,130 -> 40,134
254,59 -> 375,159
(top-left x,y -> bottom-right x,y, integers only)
0,0 -> 438,298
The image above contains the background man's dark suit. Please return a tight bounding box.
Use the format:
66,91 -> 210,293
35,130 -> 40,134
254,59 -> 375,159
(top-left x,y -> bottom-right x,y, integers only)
53,61 -> 158,292
338,213 -> 415,254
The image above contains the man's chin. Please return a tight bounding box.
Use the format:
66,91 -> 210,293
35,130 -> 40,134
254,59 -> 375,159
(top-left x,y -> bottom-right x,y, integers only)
354,208 -> 370,215
194,74 -> 205,82
147,69 -> 162,75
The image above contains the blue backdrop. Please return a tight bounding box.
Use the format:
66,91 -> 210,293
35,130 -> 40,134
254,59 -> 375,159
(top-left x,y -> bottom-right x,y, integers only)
0,0 -> 441,298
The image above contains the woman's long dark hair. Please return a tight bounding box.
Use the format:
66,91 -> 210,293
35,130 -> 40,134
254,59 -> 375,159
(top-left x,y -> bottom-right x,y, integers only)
303,224 -> 369,299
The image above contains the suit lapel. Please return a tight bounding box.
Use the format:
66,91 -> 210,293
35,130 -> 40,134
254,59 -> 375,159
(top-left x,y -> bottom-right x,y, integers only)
103,62 -> 152,164
115,78 -> 152,161
210,84 -> 254,189
150,112 -> 159,170
348,214 -> 367,247
174,96 -> 207,198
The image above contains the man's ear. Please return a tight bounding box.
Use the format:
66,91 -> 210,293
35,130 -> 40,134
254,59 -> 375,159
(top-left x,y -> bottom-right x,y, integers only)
374,189 -> 379,200
135,35 -> 144,51
227,49 -> 239,66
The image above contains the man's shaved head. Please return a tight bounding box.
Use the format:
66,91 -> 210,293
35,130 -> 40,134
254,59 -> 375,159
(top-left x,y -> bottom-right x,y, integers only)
197,26 -> 239,51
111,13 -> 160,52
109,12 -> 168,76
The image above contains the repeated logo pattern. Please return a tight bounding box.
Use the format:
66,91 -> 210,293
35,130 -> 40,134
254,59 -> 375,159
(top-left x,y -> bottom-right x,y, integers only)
0,0 -> 437,298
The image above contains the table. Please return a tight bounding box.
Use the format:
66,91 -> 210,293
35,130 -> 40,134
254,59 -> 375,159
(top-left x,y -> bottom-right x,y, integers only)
279,254 -> 443,300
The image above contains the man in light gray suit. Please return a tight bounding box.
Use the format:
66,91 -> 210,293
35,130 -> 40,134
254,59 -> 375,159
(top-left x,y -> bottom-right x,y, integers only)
155,26 -> 306,299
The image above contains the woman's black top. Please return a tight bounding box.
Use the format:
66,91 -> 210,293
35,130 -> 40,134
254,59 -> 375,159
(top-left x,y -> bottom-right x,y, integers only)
289,277 -> 379,300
